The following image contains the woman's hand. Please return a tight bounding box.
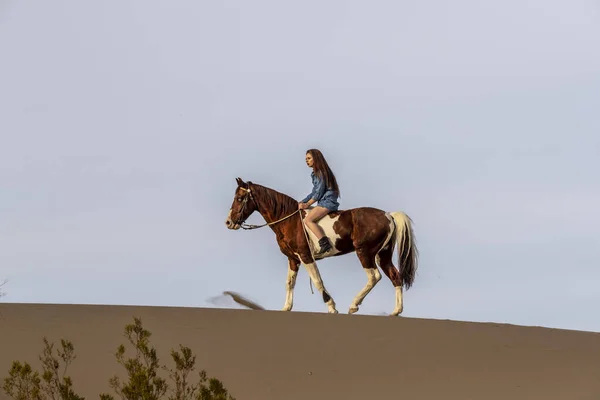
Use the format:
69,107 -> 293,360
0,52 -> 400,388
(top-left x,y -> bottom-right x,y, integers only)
298,202 -> 308,210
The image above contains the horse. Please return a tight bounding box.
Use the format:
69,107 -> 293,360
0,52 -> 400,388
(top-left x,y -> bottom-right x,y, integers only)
224,177 -> 419,316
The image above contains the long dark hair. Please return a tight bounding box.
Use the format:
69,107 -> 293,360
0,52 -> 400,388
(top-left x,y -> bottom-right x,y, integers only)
307,148 -> 340,197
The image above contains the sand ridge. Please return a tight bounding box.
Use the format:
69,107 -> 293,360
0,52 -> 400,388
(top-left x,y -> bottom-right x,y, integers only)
1,303 -> 599,400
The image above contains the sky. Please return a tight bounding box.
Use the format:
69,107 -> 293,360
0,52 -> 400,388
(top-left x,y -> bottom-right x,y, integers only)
1,0 -> 599,332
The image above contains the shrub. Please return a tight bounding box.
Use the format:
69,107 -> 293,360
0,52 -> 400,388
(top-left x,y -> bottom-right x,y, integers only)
3,317 -> 236,400
2,337 -> 82,400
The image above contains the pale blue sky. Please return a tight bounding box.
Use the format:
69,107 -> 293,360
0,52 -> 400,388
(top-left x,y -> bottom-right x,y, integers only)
1,0 -> 599,332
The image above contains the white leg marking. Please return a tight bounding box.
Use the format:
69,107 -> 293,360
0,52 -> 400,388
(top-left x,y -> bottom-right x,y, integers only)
382,213 -> 404,316
282,264 -> 297,312
349,268 -> 382,314
391,286 -> 404,316
296,254 -> 338,314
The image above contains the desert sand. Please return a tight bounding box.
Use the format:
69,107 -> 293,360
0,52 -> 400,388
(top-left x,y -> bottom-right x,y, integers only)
1,302 -> 599,400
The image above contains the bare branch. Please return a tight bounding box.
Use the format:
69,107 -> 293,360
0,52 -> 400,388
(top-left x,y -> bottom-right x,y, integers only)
0,279 -> 7,298
207,291 -> 265,311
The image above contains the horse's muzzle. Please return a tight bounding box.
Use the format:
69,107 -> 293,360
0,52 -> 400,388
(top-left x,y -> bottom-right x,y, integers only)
225,218 -> 240,230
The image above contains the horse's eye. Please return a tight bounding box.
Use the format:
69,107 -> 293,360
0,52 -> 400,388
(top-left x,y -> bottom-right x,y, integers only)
237,198 -> 242,202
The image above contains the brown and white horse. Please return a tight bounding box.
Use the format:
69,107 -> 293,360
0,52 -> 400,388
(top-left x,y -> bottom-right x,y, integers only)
225,177 -> 419,316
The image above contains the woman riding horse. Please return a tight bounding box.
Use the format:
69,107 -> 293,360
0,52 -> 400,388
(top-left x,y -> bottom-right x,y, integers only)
298,148 -> 341,256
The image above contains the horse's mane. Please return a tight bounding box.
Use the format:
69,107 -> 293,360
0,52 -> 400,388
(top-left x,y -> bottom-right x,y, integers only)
248,182 -> 299,220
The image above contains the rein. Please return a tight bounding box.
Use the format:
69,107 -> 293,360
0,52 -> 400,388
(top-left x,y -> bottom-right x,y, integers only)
235,186 -> 301,230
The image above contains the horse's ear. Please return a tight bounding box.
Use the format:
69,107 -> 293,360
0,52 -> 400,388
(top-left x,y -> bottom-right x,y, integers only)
236,177 -> 247,188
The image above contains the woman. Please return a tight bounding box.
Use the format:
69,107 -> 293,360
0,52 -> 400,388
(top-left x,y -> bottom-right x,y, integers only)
298,148 -> 341,256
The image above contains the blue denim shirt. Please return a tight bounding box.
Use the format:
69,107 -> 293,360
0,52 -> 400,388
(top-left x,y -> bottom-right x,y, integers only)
301,172 -> 340,211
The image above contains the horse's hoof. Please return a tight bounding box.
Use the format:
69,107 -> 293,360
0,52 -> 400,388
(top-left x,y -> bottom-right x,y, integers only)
348,306 -> 359,314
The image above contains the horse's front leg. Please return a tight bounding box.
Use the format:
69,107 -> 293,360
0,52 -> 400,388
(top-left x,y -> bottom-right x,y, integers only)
296,253 -> 338,314
282,258 -> 299,311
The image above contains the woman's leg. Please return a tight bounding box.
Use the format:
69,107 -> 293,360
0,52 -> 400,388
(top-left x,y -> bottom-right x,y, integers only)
304,206 -> 330,239
304,206 -> 333,255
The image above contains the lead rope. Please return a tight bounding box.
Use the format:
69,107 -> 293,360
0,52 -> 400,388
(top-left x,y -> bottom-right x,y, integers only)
298,210 -> 316,295
240,208 -> 301,230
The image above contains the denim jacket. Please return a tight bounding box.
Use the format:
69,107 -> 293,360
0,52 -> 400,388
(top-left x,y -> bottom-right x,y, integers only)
301,172 -> 340,211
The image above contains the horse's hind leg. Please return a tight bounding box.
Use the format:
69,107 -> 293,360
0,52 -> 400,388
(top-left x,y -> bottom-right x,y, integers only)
348,248 -> 381,314
376,245 -> 404,316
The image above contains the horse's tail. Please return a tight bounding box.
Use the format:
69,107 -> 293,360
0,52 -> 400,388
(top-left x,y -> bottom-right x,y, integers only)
389,211 -> 419,290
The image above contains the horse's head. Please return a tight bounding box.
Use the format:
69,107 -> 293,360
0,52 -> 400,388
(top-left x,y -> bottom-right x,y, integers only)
225,177 -> 258,230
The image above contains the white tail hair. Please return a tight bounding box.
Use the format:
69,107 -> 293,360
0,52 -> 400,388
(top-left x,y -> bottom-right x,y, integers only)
389,211 -> 419,289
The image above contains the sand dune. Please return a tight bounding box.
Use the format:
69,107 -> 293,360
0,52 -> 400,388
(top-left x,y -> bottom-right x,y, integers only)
1,303 -> 599,400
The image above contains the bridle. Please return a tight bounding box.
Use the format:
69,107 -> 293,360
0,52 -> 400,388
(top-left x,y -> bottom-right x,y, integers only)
233,184 -> 301,230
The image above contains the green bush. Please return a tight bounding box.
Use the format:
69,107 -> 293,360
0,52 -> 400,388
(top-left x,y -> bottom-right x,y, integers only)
3,317 -> 236,400
2,337 -> 82,400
